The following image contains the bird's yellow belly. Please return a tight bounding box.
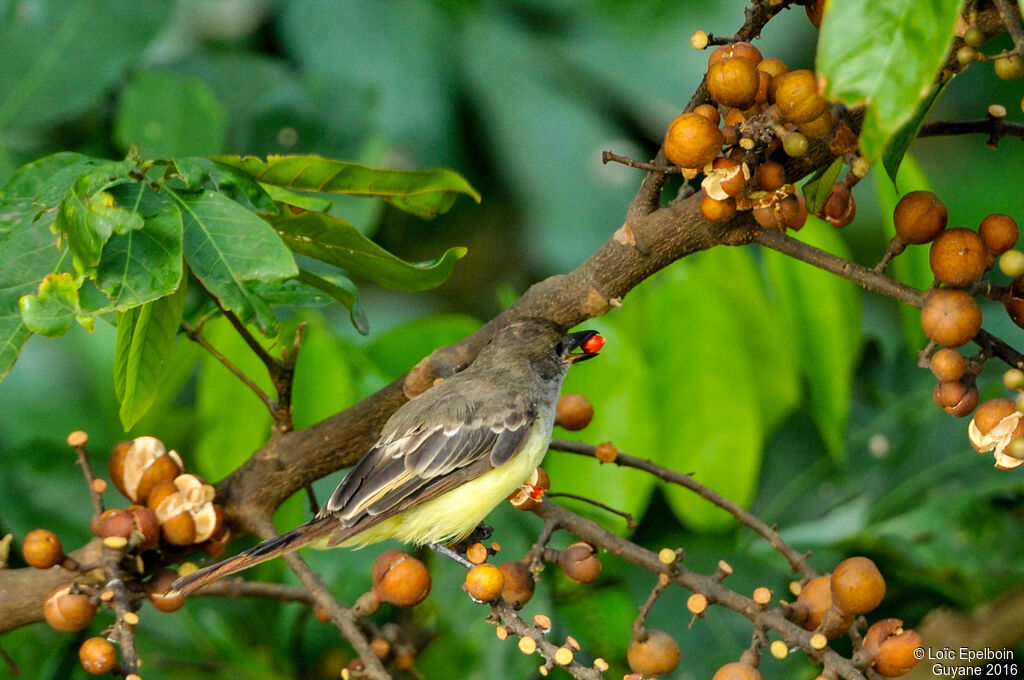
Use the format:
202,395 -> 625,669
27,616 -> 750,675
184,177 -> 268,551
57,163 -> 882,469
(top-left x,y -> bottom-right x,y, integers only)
340,420 -> 552,547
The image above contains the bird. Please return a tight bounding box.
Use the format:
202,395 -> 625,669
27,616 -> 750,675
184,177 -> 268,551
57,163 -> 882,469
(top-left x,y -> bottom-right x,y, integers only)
171,318 -> 603,595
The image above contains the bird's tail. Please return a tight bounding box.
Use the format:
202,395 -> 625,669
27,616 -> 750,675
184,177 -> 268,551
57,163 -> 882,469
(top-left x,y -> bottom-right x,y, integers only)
168,516 -> 339,596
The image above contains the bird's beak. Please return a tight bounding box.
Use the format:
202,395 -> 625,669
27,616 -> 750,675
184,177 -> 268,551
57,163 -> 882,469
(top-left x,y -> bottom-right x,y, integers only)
563,330 -> 603,364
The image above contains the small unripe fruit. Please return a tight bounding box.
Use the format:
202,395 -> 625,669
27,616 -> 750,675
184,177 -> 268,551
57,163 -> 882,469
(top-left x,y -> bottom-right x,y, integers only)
701,194 -> 737,222
465,563 -> 505,602
1000,250 -> 1024,278
79,637 -> 117,675
930,348 -> 968,382
712,661 -> 763,680
372,549 -> 431,607
556,393 -> 594,430
664,112 -> 724,169
929,228 -> 987,286
979,214 -> 1019,255
774,69 -> 827,123
627,630 -> 681,676
964,25 -> 986,48
797,108 -> 832,138
22,529 -> 64,569
994,54 -> 1024,80
44,586 -> 97,633
781,130 -> 808,157
708,57 -> 761,109
831,556 -> 885,614
893,191 -> 947,244
1005,368 -> 1024,390
753,161 -> 785,191
957,45 -> 977,65
499,560 -> 535,607
558,542 -> 602,583
920,288 -> 982,348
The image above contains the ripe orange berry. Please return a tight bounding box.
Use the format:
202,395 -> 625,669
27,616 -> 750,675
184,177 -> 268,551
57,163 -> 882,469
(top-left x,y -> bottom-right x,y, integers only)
79,637 -> 118,675
692,103 -> 721,126
147,569 -> 187,612
974,398 -> 1017,434
929,228 -> 987,286
794,575 -> 832,631
708,42 -> 763,68
933,380 -> 979,417
893,191 -> 948,244
929,348 -> 968,382
372,549 -> 431,607
465,563 -> 505,602
555,393 -> 594,430
774,69 -> 826,123
920,288 -> 982,348
864,619 -> 924,677
712,661 -> 763,680
626,630 -> 681,676
44,586 -> 97,633
753,161 -> 786,191
831,556 -> 886,615
707,57 -> 761,109
22,529 -> 64,569
979,213 -> 1019,254
664,112 -> 724,170
701,194 -> 737,222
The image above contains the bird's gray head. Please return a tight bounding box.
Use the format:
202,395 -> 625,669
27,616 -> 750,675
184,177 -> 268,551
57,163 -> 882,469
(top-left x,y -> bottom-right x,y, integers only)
476,319 -> 603,381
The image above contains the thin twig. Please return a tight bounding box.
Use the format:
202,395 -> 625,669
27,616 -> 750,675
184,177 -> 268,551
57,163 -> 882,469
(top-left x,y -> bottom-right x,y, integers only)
602,151 -> 681,174
550,438 -> 817,579
546,492 -> 637,528
631,573 -> 671,640
181,319 -> 277,419
0,641 -> 20,676
992,0 -> 1024,52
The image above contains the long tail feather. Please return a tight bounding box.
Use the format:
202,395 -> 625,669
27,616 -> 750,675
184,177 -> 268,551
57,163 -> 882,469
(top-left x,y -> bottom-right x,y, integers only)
168,516 -> 339,596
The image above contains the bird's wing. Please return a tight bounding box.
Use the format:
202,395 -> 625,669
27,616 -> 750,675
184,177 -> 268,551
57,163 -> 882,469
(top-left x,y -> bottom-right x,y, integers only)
316,390 -> 537,539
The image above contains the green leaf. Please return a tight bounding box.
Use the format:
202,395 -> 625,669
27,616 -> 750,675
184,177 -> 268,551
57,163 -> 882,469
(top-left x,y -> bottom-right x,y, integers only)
817,0 -> 962,161
0,0 -> 170,131
261,184 -> 333,213
176,158 -> 277,213
270,210 -> 465,292
114,70 -> 228,158
53,162 -> 140,274
113,280 -> 188,429
0,152 -> 95,227
96,183 -> 184,310
882,79 -> 950,185
290,312 -> 360,430
212,154 -> 480,219
18,273 -> 79,337
296,270 -> 369,335
172,189 -> 298,334
801,156 -> 844,216
763,220 -> 863,460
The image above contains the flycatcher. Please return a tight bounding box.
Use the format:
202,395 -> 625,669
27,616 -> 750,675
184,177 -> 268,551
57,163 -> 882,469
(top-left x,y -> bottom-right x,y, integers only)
172,318 -> 602,595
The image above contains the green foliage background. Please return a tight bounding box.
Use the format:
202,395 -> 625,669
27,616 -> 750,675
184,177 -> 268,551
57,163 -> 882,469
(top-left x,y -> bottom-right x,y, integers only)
1,1 -> 1023,678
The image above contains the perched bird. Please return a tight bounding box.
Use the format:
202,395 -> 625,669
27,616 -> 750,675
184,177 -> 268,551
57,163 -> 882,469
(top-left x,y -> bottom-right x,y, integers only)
171,318 -> 603,595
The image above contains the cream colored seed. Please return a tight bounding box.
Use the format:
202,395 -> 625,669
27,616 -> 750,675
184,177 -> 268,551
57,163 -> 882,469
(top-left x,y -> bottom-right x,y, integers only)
658,548 -> 676,564
124,611 -> 140,626
518,637 -> 537,655
554,647 -> 574,666
810,633 -> 828,650
770,639 -> 789,659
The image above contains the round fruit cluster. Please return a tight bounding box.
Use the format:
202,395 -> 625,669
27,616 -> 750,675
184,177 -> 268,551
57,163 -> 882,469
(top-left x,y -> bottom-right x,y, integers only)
20,435 -> 227,675
954,18 -> 1024,114
789,556 -> 922,677
664,39 -> 846,230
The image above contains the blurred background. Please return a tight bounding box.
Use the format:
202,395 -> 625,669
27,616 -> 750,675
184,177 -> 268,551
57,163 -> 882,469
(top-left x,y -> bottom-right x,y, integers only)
1,1 -> 1023,678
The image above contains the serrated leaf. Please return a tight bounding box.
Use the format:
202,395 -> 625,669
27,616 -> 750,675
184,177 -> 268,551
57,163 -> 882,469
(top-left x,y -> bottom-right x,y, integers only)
213,154 -> 480,219
882,80 -> 950,185
763,221 -> 863,460
817,0 -> 962,161
802,156 -> 844,216
96,183 -> 184,310
172,189 -> 298,334
18,272 -> 79,336
270,210 -> 465,292
296,270 -> 369,335
113,280 -> 188,430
